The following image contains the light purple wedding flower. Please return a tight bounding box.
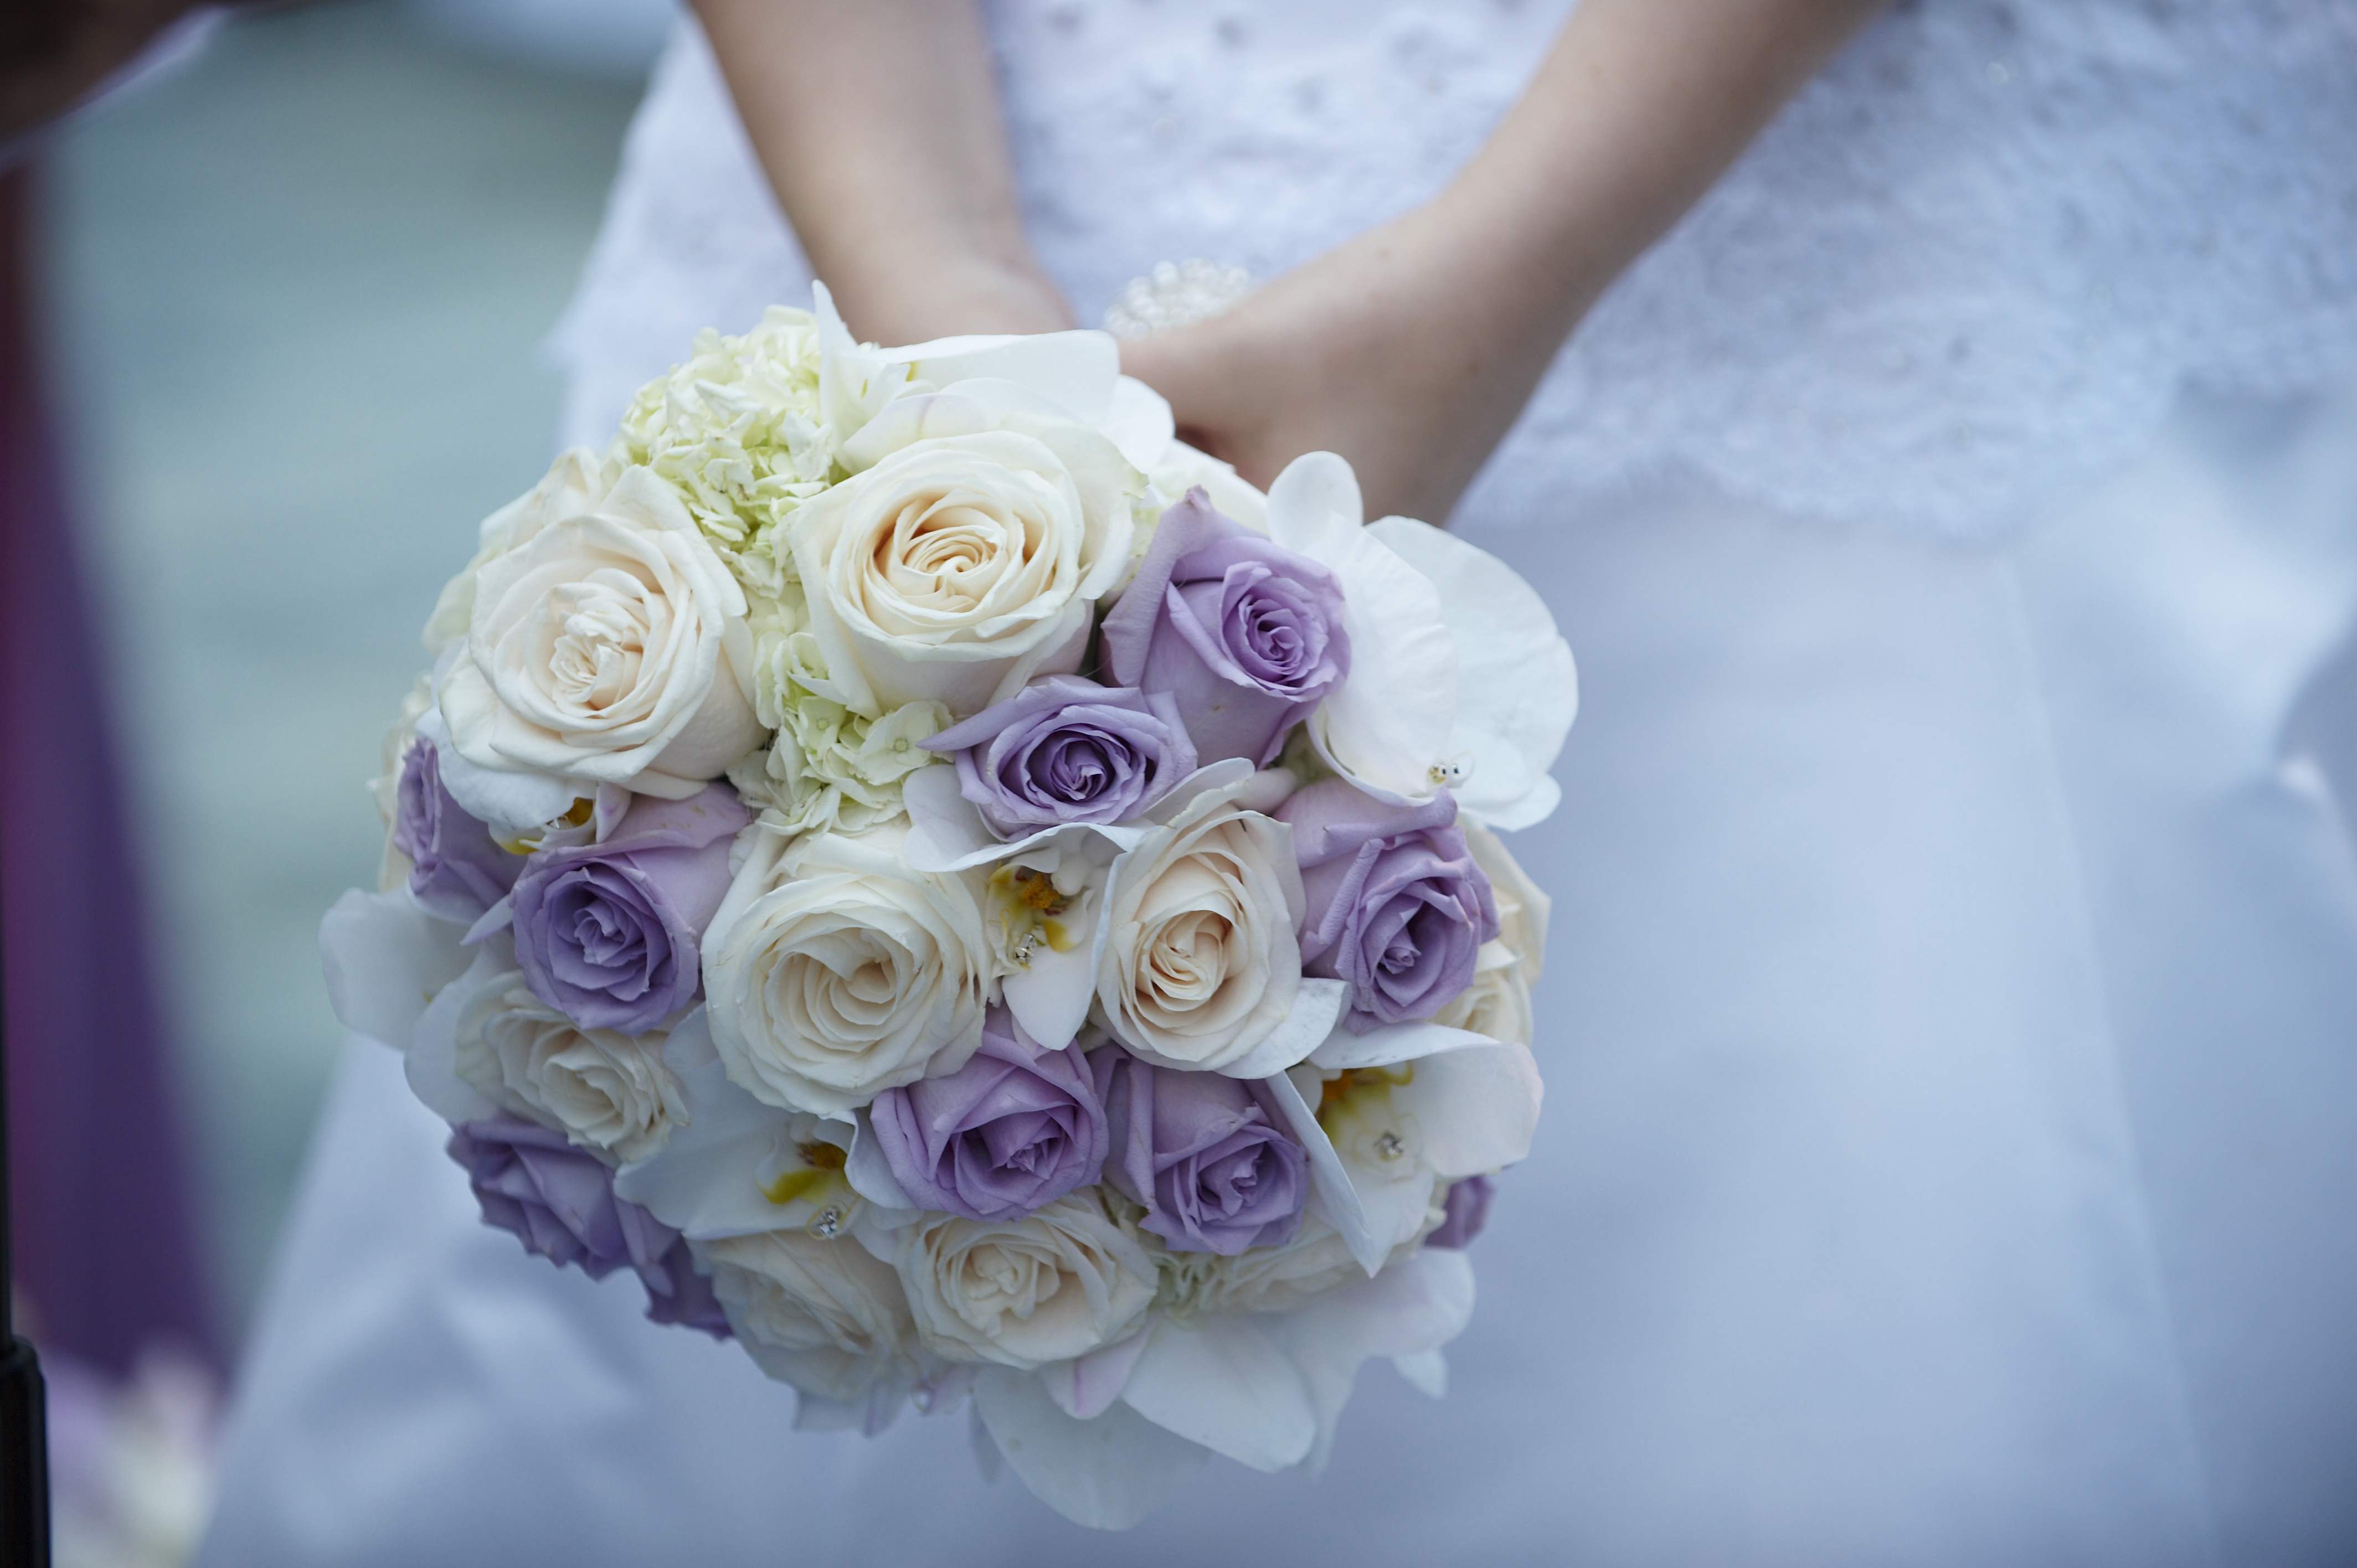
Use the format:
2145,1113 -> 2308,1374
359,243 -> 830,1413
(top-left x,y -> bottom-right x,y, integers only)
1426,1174 -> 1494,1250
927,674 -> 1197,836
509,782 -> 752,1033
1098,488 -> 1350,767
448,1116 -> 730,1337
393,737 -> 521,922
1095,1050 -> 1308,1255
869,1011 -> 1107,1221
1279,778 -> 1500,1031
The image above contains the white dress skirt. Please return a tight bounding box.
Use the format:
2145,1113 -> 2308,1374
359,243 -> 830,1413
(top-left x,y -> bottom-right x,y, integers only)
198,5 -> 2357,1564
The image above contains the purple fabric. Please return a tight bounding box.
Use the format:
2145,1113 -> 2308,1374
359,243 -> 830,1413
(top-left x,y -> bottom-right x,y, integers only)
393,737 -> 520,921
1098,488 -> 1349,767
869,1011 -> 1106,1221
1427,1174 -> 1494,1250
927,674 -> 1197,835
1095,1050 -> 1307,1255
1279,778 -> 1499,1031
1,166 -> 217,1373
447,1116 -> 729,1337
509,782 -> 750,1033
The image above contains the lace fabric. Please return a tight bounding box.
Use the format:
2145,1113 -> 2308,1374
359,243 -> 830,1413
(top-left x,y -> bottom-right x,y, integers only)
555,0 -> 2357,543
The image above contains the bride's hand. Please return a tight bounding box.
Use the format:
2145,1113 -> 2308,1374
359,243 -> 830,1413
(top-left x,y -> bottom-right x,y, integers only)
1119,194 -> 1597,525
1126,0 -> 1884,525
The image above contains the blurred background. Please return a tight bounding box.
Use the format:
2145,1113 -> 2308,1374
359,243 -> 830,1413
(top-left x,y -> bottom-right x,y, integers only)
7,3 -> 671,1559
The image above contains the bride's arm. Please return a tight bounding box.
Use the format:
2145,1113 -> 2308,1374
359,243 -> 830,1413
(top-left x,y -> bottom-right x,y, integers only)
692,0 -> 1071,342
1123,0 -> 1886,523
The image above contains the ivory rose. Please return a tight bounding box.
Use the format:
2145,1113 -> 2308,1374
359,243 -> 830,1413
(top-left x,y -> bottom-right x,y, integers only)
1432,822 -> 1550,1046
1095,783 -> 1337,1077
896,1190 -> 1156,1370
445,958 -> 688,1165
791,408 -> 1138,718
700,1229 -> 918,1404
702,823 -> 991,1117
440,465 -> 764,801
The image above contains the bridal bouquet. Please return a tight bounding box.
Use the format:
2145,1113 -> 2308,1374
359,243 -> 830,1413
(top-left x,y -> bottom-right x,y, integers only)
321,285 -> 1577,1527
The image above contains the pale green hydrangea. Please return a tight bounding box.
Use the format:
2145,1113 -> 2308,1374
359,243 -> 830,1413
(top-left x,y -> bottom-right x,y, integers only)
614,306 -> 840,599
728,610 -> 949,840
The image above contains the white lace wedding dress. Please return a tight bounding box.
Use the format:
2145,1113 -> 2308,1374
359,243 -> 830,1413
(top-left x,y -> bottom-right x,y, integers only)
200,4 -> 2357,1564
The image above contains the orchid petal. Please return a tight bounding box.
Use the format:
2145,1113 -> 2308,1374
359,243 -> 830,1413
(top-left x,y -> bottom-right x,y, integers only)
319,886 -> 469,1049
1265,455 -> 1457,805
1042,1329 -> 1154,1421
1392,1348 -> 1449,1399
1272,1247 -> 1475,1470
971,1366 -> 1210,1530
1309,1019 -> 1496,1072
1119,1315 -> 1318,1473
1394,1038 -> 1544,1179
613,1010 -> 805,1237
1265,1070 -> 1382,1276
403,944 -> 506,1125
879,331 -> 1120,425
1002,934 -> 1103,1050
1367,515 -> 1576,831
1103,374 -> 1177,474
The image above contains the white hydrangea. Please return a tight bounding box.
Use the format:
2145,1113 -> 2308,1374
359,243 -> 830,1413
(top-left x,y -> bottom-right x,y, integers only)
728,606 -> 949,840
614,306 -> 841,599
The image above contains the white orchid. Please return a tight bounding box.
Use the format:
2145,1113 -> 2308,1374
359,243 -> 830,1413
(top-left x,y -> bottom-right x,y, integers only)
1263,452 -> 1578,831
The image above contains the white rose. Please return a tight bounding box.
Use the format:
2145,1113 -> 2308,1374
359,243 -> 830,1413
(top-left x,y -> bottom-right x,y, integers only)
1431,958 -> 1533,1047
1464,822 -> 1548,982
793,408 -> 1138,718
1156,1220 -> 1366,1319
1434,824 -> 1549,1046
448,962 -> 687,1164
1097,784 -> 1327,1075
897,1191 -> 1157,1370
700,1229 -> 919,1404
423,446 -> 610,656
702,822 -> 991,1116
439,465 -> 764,801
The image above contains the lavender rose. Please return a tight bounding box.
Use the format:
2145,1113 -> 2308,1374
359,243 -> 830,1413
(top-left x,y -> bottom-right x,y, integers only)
1095,1050 -> 1308,1255
448,1115 -> 729,1337
1426,1174 -> 1494,1250
1098,488 -> 1349,767
1279,778 -> 1499,1031
926,675 -> 1197,835
393,737 -> 521,921
510,782 -> 752,1033
869,1011 -> 1107,1221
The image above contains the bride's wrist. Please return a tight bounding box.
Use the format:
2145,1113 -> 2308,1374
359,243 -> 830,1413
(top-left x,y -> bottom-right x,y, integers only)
809,224 -> 1073,344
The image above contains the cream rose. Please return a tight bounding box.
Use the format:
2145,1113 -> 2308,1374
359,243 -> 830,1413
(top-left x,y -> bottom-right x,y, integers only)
702,822 -> 991,1116
1434,823 -> 1550,1045
1097,786 -> 1319,1075
422,446 -> 610,657
447,961 -> 687,1164
792,415 -> 1138,718
1157,1218 -> 1427,1320
700,1229 -> 918,1403
897,1191 -> 1157,1369
439,465 -> 764,801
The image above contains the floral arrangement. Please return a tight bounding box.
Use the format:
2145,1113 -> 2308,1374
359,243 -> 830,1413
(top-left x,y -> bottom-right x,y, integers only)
321,286 -> 1577,1528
